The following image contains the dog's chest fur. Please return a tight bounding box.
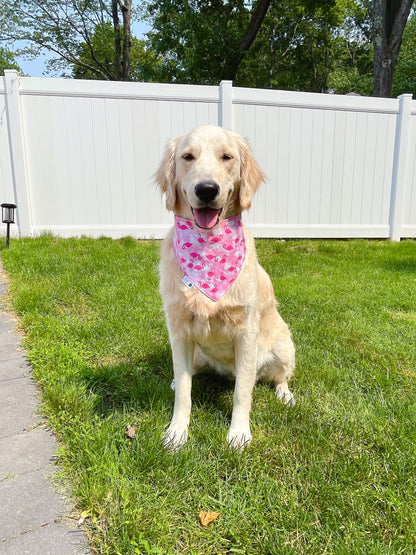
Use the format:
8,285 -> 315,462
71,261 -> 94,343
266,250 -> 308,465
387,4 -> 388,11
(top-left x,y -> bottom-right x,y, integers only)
186,301 -> 248,344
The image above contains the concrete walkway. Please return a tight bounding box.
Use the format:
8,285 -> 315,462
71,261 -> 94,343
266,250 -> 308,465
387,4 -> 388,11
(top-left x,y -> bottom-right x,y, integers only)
0,271 -> 90,554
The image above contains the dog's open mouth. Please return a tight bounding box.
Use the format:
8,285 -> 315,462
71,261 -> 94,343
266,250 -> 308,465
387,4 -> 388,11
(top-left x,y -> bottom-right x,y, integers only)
192,207 -> 222,230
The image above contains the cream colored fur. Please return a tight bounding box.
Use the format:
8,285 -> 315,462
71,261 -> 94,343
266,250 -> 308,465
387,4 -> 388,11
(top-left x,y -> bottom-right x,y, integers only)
156,125 -> 295,449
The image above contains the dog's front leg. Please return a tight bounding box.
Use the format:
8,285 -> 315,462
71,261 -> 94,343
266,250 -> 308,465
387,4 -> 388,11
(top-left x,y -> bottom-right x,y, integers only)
163,338 -> 194,450
227,333 -> 258,449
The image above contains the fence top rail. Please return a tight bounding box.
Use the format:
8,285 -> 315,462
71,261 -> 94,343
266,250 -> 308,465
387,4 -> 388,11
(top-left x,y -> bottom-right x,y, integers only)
233,86 -> 404,115
2,72 -> 415,115
3,74 -> 220,103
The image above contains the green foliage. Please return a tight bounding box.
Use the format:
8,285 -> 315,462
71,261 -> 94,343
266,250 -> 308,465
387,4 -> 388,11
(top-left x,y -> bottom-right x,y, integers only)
238,0 -> 341,91
2,236 -> 416,553
145,0 -> 414,94
0,0 -> 146,80
392,11 -> 416,97
72,22 -> 116,80
72,22 -> 162,81
146,0 -> 375,92
146,0 -> 252,84
1,0 -> 414,94
326,0 -> 373,94
0,0 -> 109,77
0,46 -> 21,73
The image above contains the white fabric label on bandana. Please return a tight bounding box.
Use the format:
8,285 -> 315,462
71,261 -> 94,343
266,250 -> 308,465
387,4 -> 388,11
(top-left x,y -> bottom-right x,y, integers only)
173,214 -> 246,302
181,275 -> 193,289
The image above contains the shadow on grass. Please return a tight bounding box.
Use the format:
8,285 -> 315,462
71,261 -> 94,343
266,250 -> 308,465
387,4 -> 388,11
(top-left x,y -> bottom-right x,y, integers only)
384,257 -> 416,274
79,347 -> 172,415
79,345 -> 235,421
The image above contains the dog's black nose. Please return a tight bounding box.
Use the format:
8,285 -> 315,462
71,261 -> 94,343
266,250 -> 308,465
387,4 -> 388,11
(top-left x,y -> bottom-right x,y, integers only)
194,182 -> 220,203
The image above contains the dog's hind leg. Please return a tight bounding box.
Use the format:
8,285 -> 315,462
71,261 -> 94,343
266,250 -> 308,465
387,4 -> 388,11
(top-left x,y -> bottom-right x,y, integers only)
274,332 -> 296,406
275,381 -> 295,406
261,330 -> 296,407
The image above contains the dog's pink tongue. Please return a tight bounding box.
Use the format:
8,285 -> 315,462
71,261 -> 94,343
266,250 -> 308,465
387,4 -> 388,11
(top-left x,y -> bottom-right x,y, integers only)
194,208 -> 220,229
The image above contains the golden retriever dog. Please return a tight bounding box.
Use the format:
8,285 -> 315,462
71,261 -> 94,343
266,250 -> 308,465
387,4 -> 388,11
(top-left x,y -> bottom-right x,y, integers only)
156,125 -> 295,449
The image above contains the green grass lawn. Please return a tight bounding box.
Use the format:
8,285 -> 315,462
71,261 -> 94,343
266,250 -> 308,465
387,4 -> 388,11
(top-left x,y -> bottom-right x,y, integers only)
1,235 -> 416,554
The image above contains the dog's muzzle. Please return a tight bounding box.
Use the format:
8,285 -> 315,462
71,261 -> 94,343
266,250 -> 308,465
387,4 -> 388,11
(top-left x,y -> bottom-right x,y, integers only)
192,181 -> 222,229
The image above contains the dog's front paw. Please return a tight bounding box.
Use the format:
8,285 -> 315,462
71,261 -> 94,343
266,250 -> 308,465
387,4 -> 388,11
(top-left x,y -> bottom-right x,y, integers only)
227,427 -> 252,450
163,425 -> 188,451
275,384 -> 295,406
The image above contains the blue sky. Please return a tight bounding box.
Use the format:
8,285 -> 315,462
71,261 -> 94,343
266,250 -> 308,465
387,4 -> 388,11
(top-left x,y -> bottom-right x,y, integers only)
16,20 -> 150,77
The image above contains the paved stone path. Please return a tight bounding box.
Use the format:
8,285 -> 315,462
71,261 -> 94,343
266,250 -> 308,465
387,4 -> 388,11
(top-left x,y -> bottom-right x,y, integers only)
0,269 -> 90,554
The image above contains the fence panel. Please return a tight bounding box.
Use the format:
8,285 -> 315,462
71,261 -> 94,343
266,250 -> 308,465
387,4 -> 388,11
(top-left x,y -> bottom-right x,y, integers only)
1,72 -> 415,240
19,77 -> 220,238
233,88 -> 399,238
0,89 -> 16,206
401,110 -> 416,237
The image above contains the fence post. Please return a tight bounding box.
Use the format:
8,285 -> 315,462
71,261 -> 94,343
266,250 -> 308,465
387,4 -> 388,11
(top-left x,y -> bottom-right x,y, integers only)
219,80 -> 233,130
389,93 -> 412,241
4,70 -> 32,237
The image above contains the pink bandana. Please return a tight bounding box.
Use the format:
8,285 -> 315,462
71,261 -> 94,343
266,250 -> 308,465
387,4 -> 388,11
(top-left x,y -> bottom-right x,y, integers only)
173,215 -> 246,302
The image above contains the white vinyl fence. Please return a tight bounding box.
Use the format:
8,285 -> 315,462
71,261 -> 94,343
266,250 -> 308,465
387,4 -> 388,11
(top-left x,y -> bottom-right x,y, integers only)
1,70 -> 415,240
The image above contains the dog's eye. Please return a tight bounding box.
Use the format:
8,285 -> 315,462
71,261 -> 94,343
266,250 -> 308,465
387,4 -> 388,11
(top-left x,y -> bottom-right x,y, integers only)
182,153 -> 195,161
222,153 -> 233,161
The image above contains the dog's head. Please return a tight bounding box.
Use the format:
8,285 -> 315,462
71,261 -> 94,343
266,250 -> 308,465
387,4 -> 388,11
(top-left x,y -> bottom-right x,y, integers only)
155,125 -> 265,229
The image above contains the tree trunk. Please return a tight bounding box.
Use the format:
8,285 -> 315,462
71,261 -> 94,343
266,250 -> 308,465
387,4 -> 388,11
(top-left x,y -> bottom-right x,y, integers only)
221,0 -> 272,81
372,0 -> 413,97
120,0 -> 132,81
112,0 -> 122,80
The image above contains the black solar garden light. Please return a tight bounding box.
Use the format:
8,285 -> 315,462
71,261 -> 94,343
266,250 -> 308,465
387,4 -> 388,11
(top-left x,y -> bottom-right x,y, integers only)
1,203 -> 16,248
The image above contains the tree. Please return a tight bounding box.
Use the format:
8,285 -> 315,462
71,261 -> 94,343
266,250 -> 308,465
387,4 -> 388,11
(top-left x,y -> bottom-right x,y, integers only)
0,47 -> 21,74
72,22 -> 162,81
225,0 -> 273,80
372,0 -> 414,96
112,0 -> 133,80
147,0 -> 415,95
327,0 -> 373,94
147,0 -> 363,91
146,0 -> 273,84
392,9 -> 416,96
0,0 -> 135,81
238,0 -> 344,92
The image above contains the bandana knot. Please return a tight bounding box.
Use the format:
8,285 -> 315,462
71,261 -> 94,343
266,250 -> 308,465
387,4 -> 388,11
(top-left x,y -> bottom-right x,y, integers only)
173,215 -> 246,302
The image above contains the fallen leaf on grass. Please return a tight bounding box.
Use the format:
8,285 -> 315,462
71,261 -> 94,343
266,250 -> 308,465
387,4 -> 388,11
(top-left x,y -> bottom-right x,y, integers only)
199,510 -> 220,526
78,511 -> 90,525
125,424 -> 137,439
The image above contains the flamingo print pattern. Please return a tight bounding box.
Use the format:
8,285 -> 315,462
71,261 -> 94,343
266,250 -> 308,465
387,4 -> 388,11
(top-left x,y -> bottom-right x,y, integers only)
173,215 -> 246,302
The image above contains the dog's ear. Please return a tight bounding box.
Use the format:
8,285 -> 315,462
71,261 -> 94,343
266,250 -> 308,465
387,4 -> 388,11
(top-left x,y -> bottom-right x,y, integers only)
155,136 -> 181,211
239,138 -> 265,210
